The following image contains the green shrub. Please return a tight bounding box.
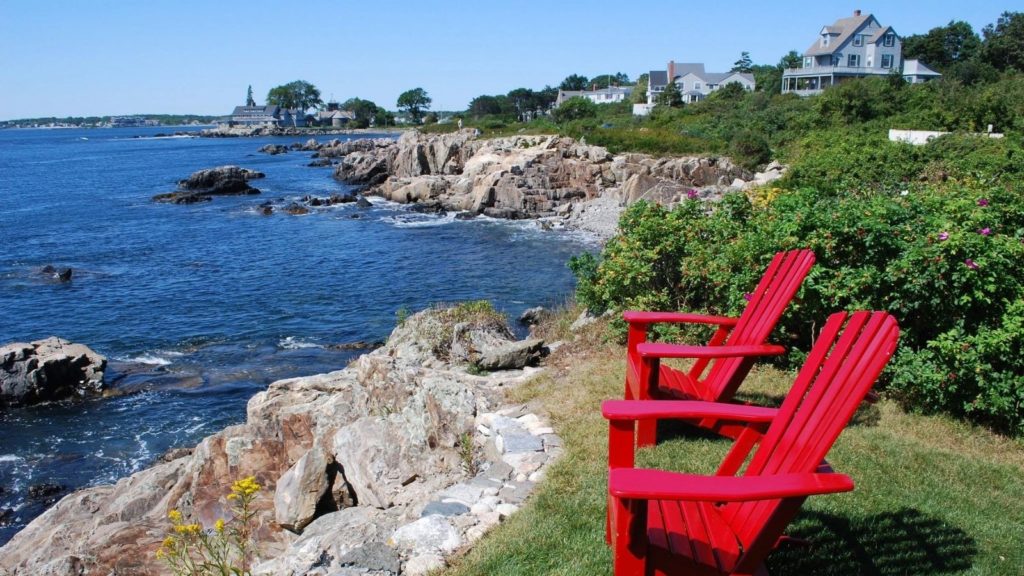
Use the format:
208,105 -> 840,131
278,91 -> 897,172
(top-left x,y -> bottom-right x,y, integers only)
571,179 -> 1024,434
551,97 -> 599,122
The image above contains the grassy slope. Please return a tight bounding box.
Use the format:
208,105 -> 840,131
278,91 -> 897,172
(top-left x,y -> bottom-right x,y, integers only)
443,315 -> 1024,576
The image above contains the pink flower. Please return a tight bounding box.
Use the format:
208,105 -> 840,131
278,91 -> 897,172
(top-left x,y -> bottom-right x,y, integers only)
977,198 -> 989,206
743,292 -> 753,301
687,189 -> 699,200
938,232 -> 949,241
979,227 -> 991,236
965,259 -> 979,270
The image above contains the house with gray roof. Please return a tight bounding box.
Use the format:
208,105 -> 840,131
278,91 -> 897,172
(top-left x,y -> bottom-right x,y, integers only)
644,61 -> 755,107
221,105 -> 307,127
782,9 -> 939,95
556,86 -> 634,107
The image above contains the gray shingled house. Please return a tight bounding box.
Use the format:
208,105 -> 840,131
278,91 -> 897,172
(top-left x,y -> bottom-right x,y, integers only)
782,9 -> 940,95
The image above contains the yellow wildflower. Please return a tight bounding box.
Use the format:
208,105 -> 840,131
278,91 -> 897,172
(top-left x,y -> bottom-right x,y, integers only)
230,476 -> 261,498
168,509 -> 183,523
215,518 -> 225,533
155,548 -> 165,560
162,536 -> 174,548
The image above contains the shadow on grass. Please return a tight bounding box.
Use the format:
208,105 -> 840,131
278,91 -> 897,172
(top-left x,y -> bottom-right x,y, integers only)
768,507 -> 977,575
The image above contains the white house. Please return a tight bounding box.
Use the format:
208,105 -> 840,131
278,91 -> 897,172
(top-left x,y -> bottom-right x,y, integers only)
782,10 -> 940,95
645,62 -> 755,106
556,86 -> 634,106
221,105 -> 307,127
902,59 -> 942,84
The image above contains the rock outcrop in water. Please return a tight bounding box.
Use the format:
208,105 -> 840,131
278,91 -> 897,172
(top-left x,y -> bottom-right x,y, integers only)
153,165 -> 265,204
0,307 -> 562,575
0,337 -> 107,408
331,130 -> 755,229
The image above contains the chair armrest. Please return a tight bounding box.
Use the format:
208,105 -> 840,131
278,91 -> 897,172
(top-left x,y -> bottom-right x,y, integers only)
602,400 -> 778,423
609,469 -> 854,501
636,343 -> 786,360
623,311 -> 739,327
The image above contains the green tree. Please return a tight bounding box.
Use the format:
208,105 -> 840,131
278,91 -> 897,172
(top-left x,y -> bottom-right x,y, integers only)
552,97 -> 598,122
981,11 -> 1024,72
246,85 -> 255,107
632,73 -> 649,103
656,80 -> 683,108
341,97 -> 381,129
559,74 -> 590,91
397,87 -> 432,124
468,95 -> 507,118
266,80 -> 323,112
902,21 -> 981,71
731,51 -> 754,73
589,72 -> 631,88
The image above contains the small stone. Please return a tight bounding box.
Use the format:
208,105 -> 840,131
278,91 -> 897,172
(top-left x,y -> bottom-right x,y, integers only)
476,424 -> 491,436
528,470 -> 546,483
480,495 -> 500,509
542,434 -> 563,449
439,483 -> 484,506
404,553 -> 446,576
470,502 -> 493,515
531,426 -> 555,436
420,500 -> 470,518
483,461 -> 513,482
499,481 -> 535,505
517,414 -> 541,428
389,515 -> 461,554
482,486 -> 500,497
495,503 -> 520,518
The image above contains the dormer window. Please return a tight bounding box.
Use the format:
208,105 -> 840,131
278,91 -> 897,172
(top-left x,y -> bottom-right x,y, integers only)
804,56 -> 814,68
822,34 -> 830,47
853,35 -> 863,47
884,33 -> 895,47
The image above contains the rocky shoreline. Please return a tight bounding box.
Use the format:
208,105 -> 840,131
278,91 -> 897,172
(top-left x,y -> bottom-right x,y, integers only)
328,129 -> 785,241
0,307 -> 565,575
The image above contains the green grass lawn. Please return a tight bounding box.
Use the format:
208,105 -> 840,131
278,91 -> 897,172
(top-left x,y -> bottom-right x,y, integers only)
443,320 -> 1024,576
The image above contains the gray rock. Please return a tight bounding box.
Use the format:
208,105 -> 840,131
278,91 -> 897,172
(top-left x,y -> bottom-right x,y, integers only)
336,541 -> 400,573
517,307 -> 548,326
274,447 -> 330,533
389,515 -> 461,554
1,337 -> 107,407
475,338 -> 545,371
420,500 -> 470,517
259,143 -> 289,155
154,165 -> 263,203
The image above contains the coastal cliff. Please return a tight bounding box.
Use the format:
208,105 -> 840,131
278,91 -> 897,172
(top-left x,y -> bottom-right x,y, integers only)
0,307 -> 560,575
327,129 -> 782,238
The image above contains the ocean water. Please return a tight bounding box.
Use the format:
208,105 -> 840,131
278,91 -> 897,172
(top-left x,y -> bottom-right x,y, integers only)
0,126 -> 593,544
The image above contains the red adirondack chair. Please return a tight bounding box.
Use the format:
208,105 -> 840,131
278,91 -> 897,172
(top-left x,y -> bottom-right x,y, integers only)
624,249 -> 815,444
604,311 -> 899,576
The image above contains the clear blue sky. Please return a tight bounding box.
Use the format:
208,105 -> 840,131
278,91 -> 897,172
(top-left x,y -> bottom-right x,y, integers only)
0,0 -> 1011,120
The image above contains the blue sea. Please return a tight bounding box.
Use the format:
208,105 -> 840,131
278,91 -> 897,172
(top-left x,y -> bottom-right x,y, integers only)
0,126 -> 592,544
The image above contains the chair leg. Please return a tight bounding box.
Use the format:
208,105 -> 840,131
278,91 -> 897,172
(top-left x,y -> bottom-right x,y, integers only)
637,419 -> 657,447
612,498 -> 646,576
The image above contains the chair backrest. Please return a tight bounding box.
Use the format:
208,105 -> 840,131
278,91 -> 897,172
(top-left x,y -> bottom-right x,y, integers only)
698,249 -> 815,400
722,311 -> 899,552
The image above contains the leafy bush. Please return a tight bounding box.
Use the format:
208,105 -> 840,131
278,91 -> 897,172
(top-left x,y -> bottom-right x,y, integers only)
572,174 -> 1024,434
551,97 -> 599,122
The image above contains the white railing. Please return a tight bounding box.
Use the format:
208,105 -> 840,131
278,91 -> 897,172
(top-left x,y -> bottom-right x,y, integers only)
783,65 -> 889,76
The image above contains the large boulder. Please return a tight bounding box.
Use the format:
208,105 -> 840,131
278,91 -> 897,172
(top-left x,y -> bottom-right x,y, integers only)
153,165 -> 264,203
0,337 -> 107,407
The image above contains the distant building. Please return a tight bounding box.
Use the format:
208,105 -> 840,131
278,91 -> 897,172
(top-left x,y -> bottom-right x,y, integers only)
556,86 -> 634,106
316,102 -> 356,127
109,116 -> 160,127
781,10 -> 941,95
645,62 -> 755,106
221,105 -> 307,128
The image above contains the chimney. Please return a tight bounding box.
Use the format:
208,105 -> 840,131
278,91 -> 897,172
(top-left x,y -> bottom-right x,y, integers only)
668,60 -> 675,82
854,9 -> 861,16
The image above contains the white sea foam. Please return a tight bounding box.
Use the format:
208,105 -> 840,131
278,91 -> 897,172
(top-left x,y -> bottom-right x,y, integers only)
279,336 -> 323,350
382,212 -> 458,229
119,350 -> 182,366
0,454 -> 23,463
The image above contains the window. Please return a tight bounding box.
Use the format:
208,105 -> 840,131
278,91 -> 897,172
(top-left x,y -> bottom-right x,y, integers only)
694,82 -> 701,90
848,54 -> 860,67
882,54 -> 894,68
822,34 -> 830,47
804,56 -> 814,68
832,55 -> 842,66
853,34 -> 863,47
884,33 -> 895,47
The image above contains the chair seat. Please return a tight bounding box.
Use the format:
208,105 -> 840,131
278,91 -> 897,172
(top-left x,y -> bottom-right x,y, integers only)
646,500 -> 743,576
655,365 -> 706,401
